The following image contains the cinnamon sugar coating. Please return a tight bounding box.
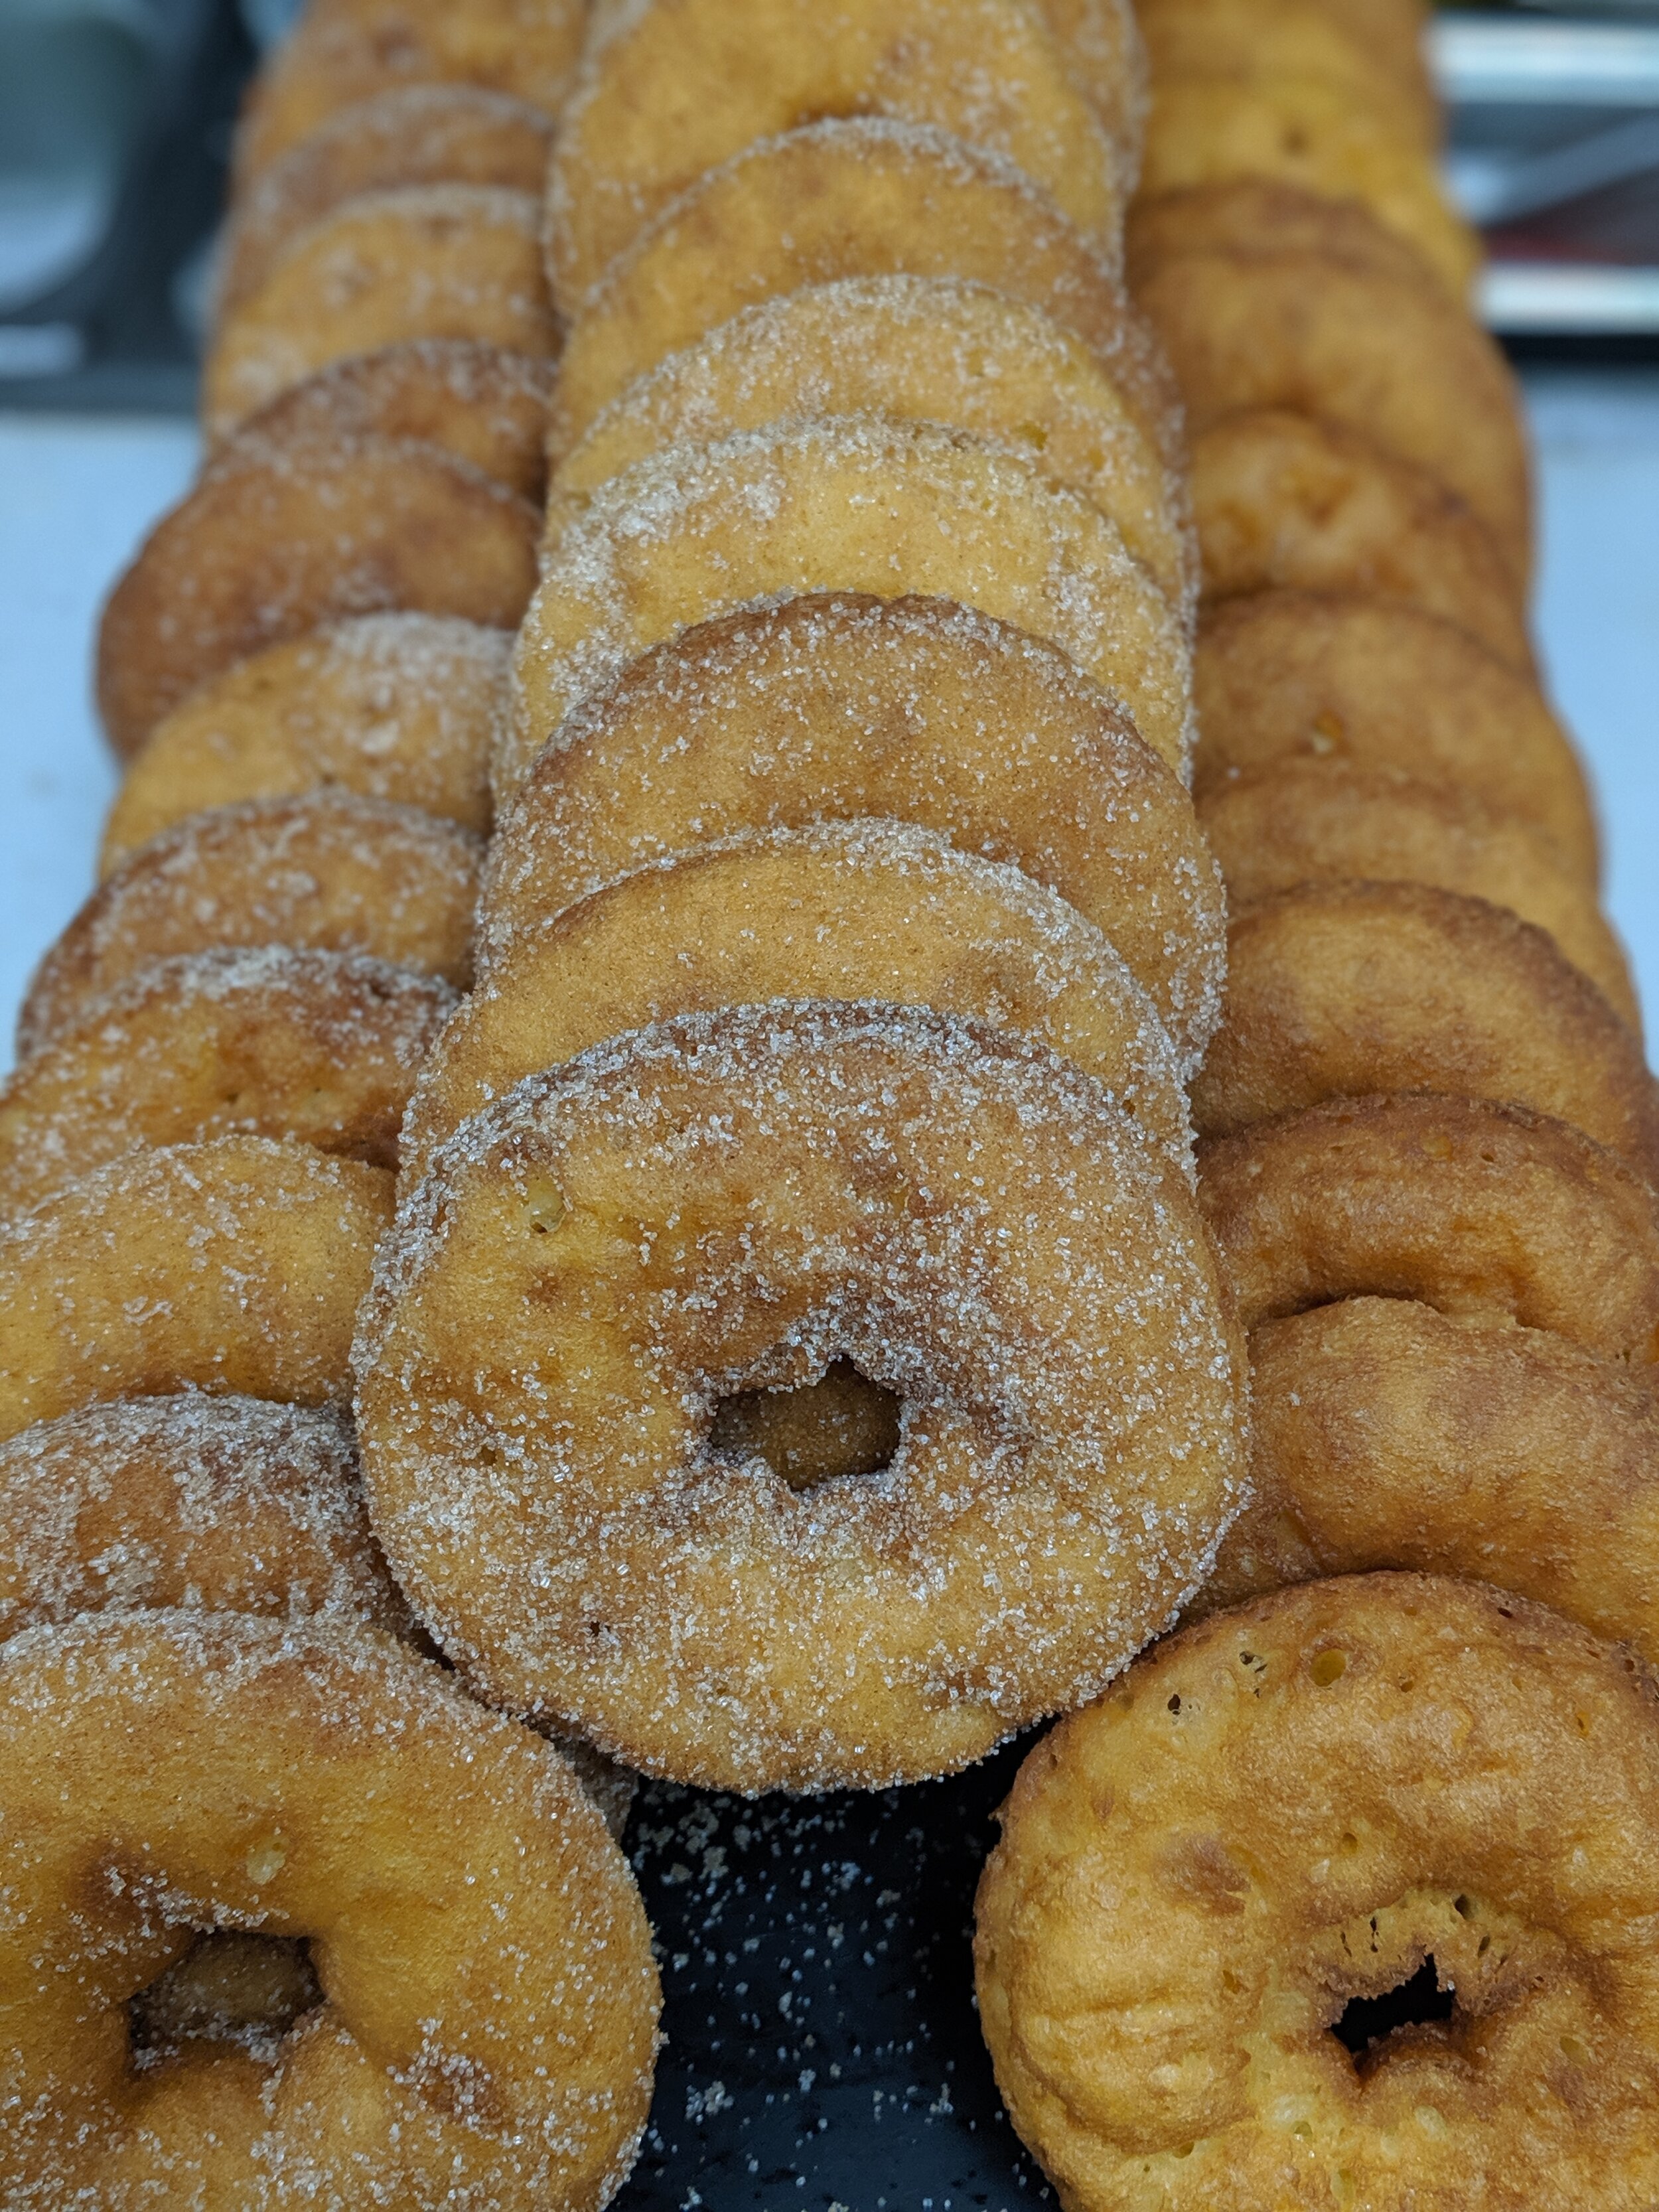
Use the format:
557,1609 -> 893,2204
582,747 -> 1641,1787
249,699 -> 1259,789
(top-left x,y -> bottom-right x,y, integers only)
0,1611 -> 658,2207
486,595 -> 1221,1071
355,1002 -> 1246,1793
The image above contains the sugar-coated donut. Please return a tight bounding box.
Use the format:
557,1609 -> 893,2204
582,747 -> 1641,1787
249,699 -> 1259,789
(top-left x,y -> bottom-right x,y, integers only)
0,948 -> 453,1216
0,1396 -> 406,1641
1196,761 -> 1636,1023
1190,409 -> 1531,671
234,341 -> 553,500
1192,883 -> 1659,1183
356,1001 -> 1246,1793
97,435 -> 536,759
202,185 -> 555,443
1141,75 -> 1479,297
1133,232 -> 1530,575
1192,592 -> 1597,882
0,1136 -> 392,1441
553,119 -> 1171,462
0,1611 -> 658,2207
1198,1094 -> 1659,1363
233,0 -> 585,181
1207,1299 -> 1659,1659
216,84 -> 555,317
23,794 -> 481,1055
488,595 -> 1221,1067
548,276 -> 1194,624
975,1573 -> 1659,2209
548,0 -> 1119,312
1136,0 -> 1437,145
409,821 -> 1193,1188
103,612 -> 506,862
509,419 -> 1192,794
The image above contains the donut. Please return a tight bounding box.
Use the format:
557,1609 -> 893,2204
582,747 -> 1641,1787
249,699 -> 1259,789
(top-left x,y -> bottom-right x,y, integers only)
202,186 -> 555,443
0,1395 -> 405,1642
1192,591 -> 1599,882
102,612 -> 506,861
232,0 -> 586,181
1136,0 -> 1437,145
508,419 -> 1192,796
488,595 -> 1220,1066
354,1001 -> 1246,1793
1129,176 -> 1441,292
232,341 -> 554,500
0,1136 -> 392,1442
216,84 -> 555,317
1204,1298 -> 1659,1659
546,0 -> 1120,313
97,435 -> 537,759
1191,883 -> 1659,1183
1140,76 -> 1480,297
0,1611 -> 658,2207
547,275 -> 1194,625
0,948 -> 453,1217
1198,1093 -> 1659,1363
1133,232 -> 1530,577
23,793 -> 481,1055
407,821 -> 1194,1188
553,119 -> 1171,463
1196,761 -> 1636,1023
974,1573 -> 1659,2209
579,0 -> 1150,177
1190,409 -> 1532,672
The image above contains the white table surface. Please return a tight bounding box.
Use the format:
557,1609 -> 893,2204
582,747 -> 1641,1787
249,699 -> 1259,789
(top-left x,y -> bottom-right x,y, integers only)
1,376 -> 1656,1073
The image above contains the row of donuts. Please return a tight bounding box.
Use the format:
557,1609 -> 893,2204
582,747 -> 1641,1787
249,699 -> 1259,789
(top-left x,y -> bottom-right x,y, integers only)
975,4 -> 1659,2205
0,0 -> 1233,2199
3,7 -> 667,2205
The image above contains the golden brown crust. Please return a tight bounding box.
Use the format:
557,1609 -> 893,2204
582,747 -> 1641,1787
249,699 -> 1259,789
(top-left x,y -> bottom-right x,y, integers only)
549,275 -> 1194,625
232,0 -> 584,181
509,419 -> 1192,794
1190,409 -> 1532,672
1141,75 -> 1479,297
975,1573 -> 1659,2208
25,794 -> 480,1055
0,949 -> 453,1216
1129,177 -> 1439,291
1191,883 -> 1659,1185
0,1136 -> 392,1440
1196,760 -> 1635,1022
232,341 -> 553,501
1135,240 -> 1530,577
96,435 -> 536,759
553,119 -> 1177,467
408,821 -> 1193,1189
547,0 -> 1120,313
1192,592 -> 1599,882
1203,1303 -> 1659,1664
0,1396 -> 408,1642
1197,1093 -> 1659,1361
488,593 -> 1220,1067
1135,0 -> 1437,147
216,84 -> 555,317
0,1613 -> 658,2207
102,614 -> 505,863
202,185 -> 556,443
356,1002 -> 1246,1793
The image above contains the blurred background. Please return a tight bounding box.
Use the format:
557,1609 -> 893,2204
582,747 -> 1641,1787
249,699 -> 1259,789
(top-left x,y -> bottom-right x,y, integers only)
0,0 -> 1656,1065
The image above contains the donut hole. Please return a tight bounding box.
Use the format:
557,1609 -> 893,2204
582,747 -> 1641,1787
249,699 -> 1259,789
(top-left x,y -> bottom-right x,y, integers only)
709,1357 -> 902,1491
1331,1954 -> 1455,2064
128,1929 -> 323,2069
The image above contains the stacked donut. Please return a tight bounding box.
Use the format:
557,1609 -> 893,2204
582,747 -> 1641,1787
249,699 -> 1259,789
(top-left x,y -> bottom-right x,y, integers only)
977,3 -> 1659,2205
0,5 -> 663,2206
